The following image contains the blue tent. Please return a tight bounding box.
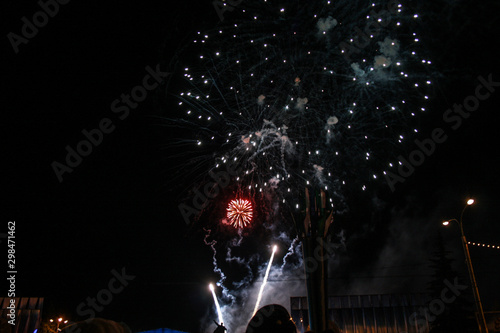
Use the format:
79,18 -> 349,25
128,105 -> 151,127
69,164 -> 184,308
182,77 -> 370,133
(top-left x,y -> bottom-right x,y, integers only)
138,328 -> 188,333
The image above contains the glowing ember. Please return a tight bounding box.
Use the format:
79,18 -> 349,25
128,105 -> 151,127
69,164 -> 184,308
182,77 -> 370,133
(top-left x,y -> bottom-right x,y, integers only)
226,199 -> 253,228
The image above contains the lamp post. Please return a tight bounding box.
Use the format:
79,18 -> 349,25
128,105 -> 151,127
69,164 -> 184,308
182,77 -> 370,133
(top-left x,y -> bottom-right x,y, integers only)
442,199 -> 488,333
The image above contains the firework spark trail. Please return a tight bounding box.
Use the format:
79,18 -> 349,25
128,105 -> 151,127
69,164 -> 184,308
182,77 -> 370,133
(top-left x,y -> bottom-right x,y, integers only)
225,229 -> 251,269
252,245 -> 278,317
233,228 -> 244,246
203,228 -> 225,283
203,228 -> 237,303
281,236 -> 300,271
209,283 -> 224,325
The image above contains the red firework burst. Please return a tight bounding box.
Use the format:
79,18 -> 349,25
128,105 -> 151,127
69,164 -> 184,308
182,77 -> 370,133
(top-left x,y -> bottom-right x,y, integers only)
226,199 -> 253,228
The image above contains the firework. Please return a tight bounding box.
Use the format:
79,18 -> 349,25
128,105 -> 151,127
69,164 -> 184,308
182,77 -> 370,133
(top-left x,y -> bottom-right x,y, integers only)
226,199 -> 253,228
170,3 -> 437,330
173,0 -> 434,215
252,245 -> 278,317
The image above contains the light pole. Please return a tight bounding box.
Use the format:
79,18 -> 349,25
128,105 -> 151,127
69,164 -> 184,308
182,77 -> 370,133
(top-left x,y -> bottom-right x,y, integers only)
443,198 -> 488,333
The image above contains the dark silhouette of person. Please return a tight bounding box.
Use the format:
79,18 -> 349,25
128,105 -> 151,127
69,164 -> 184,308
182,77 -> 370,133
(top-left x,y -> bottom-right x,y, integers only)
213,320 -> 227,333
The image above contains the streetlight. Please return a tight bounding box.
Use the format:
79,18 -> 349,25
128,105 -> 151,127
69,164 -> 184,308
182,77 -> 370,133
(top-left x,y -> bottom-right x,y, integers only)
442,198 -> 488,333
49,317 -> 68,332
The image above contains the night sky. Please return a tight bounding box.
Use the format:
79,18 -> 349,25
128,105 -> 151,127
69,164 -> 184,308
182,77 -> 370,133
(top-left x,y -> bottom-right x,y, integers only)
3,0 -> 500,332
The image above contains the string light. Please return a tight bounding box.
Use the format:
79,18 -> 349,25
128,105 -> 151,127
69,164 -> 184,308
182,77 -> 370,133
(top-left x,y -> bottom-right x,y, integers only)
468,241 -> 500,249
